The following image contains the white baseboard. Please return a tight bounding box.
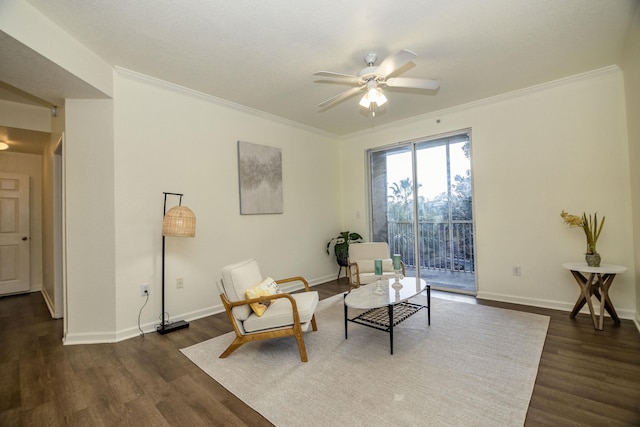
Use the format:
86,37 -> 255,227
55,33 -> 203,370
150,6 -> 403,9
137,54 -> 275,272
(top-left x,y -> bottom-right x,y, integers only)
64,303 -> 228,345
476,291 -> 637,321
311,273 -> 344,285
63,331 -> 118,345
40,289 -> 55,318
114,304 -> 227,343
110,275 -> 341,343
64,275 -> 340,345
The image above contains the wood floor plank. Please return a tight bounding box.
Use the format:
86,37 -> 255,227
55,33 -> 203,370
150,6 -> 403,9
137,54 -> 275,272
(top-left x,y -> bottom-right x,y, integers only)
171,374 -> 250,426
47,358 -> 89,417
18,356 -> 49,410
528,384 -> 639,426
121,394 -> 173,427
0,280 -> 638,426
0,360 -> 20,412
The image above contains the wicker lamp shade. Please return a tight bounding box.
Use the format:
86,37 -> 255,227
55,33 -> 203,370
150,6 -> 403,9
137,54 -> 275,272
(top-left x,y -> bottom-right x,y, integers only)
162,206 -> 196,237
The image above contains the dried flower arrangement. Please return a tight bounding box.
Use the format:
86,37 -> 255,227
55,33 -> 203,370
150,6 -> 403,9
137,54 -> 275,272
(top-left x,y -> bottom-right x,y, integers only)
561,210 -> 605,266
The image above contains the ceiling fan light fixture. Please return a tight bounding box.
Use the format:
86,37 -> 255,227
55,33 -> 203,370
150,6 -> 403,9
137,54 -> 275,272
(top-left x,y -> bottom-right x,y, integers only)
315,49 -> 438,111
359,87 -> 387,108
367,86 -> 379,103
375,91 -> 387,107
360,78 -> 386,108
0,141 -> 9,151
359,95 -> 371,108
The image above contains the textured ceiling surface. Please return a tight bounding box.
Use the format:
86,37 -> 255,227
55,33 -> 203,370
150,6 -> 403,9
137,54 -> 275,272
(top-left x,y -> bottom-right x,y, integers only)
0,0 -> 637,148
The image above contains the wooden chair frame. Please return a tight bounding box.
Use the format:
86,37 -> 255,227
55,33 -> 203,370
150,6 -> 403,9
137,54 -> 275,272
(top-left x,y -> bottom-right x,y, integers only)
219,276 -> 318,362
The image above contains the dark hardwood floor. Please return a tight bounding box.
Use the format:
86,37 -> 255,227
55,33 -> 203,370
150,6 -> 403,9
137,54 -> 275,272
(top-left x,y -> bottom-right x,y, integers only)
1,279 -> 639,426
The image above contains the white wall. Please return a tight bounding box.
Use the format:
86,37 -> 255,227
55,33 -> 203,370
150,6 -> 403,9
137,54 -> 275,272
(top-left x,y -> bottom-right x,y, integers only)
41,106 -> 65,318
341,67 -> 637,319
64,98 -> 116,343
0,100 -> 50,131
110,70 -> 341,340
0,151 -> 43,291
622,7 -> 640,328
0,0 -> 113,98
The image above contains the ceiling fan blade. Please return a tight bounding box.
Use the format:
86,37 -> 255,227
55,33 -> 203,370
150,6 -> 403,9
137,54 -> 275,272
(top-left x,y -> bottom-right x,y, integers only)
375,49 -> 417,78
386,77 -> 440,90
314,71 -> 360,84
318,86 -> 364,108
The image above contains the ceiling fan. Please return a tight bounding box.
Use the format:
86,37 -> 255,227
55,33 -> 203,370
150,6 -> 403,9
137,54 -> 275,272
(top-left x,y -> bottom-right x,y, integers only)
314,49 -> 439,111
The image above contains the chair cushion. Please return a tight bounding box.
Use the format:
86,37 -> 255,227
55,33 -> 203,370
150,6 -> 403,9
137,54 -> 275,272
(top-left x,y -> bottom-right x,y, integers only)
357,271 -> 398,285
245,277 -> 282,316
243,291 -> 319,333
355,259 -> 394,274
221,258 -> 264,320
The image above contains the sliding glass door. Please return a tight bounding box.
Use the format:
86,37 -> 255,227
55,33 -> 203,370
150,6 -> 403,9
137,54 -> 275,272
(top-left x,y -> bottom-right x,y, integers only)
369,130 -> 476,294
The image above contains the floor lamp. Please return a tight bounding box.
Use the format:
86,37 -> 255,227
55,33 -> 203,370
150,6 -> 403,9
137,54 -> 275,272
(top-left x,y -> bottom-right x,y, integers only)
158,192 -> 196,335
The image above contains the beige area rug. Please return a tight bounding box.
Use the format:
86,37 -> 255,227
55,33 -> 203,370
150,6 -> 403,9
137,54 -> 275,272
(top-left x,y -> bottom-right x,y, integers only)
181,293 -> 549,427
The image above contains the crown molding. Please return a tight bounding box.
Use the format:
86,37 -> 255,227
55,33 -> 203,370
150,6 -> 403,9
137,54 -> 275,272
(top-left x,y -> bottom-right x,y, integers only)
114,66 -> 336,139
343,65 -> 622,140
115,65 -> 620,141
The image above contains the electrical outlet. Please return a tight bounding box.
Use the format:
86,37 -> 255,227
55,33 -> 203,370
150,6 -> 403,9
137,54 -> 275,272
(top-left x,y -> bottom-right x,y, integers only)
176,278 -> 184,289
141,283 -> 150,296
512,266 -> 521,276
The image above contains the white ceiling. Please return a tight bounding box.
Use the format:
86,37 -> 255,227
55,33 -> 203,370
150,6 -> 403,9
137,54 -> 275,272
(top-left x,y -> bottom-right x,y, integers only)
0,0 -> 637,151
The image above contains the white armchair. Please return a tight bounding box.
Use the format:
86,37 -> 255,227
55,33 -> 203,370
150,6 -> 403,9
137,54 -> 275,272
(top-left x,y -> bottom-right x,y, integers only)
218,258 -> 319,362
347,242 -> 405,290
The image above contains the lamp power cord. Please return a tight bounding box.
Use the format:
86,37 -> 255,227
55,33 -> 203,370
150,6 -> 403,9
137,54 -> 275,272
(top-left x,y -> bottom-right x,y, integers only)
138,290 -> 150,337
155,312 -> 175,331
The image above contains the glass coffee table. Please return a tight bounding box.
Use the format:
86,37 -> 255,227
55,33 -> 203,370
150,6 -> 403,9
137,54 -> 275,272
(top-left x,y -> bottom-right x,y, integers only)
344,277 -> 430,354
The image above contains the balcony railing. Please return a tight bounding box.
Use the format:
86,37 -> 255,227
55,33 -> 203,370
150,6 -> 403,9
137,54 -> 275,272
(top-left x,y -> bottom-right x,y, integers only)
387,220 -> 475,273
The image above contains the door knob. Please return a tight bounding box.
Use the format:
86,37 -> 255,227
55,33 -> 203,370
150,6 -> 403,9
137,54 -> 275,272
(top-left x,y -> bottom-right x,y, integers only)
22,237 -> 28,241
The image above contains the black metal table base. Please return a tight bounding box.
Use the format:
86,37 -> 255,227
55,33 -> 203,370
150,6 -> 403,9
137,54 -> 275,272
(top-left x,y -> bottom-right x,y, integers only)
344,286 -> 430,354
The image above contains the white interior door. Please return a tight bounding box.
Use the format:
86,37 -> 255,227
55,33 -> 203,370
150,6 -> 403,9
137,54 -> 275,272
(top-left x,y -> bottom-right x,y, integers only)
0,172 -> 30,295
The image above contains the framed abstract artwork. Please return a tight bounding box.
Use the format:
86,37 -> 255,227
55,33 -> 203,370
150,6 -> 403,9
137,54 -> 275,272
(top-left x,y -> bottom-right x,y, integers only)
237,141 -> 283,214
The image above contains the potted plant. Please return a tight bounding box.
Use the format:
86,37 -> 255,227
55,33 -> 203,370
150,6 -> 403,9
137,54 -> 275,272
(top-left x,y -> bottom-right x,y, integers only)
560,210 -> 605,267
326,231 -> 363,267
